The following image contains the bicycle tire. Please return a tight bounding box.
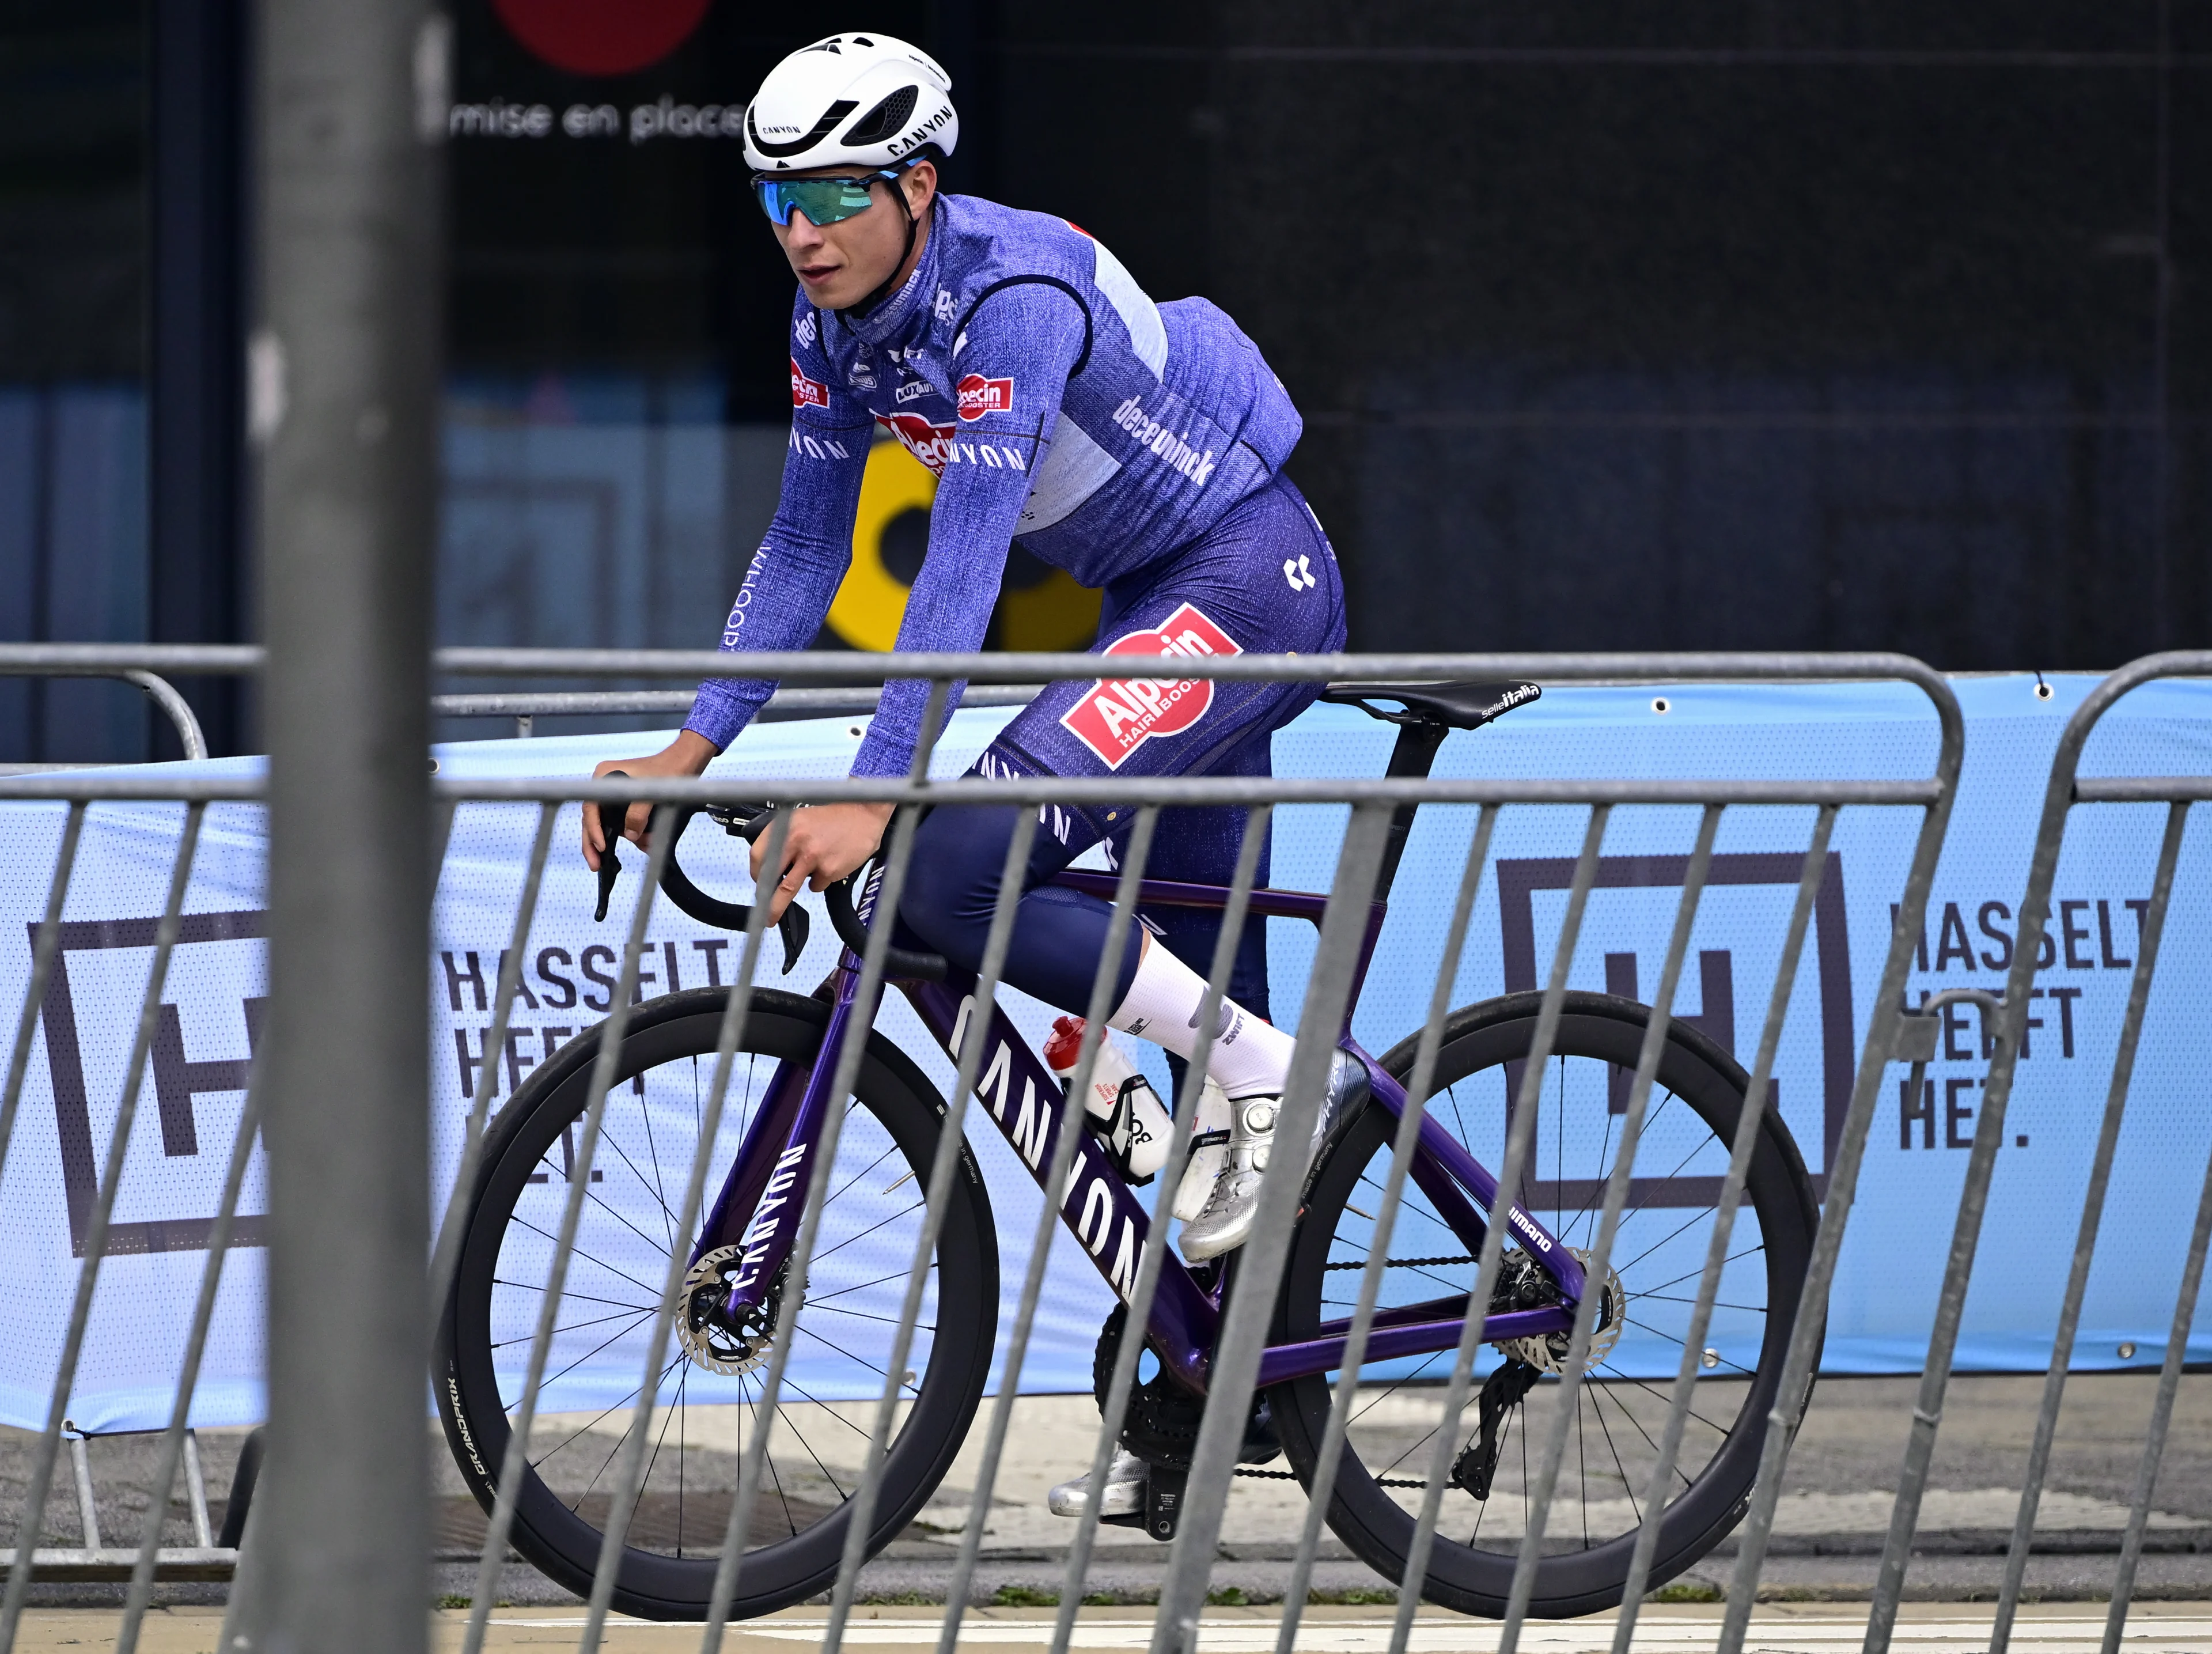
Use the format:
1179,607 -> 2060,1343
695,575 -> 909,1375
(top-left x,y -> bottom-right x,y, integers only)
1269,990 -> 1817,1618
435,986 -> 998,1620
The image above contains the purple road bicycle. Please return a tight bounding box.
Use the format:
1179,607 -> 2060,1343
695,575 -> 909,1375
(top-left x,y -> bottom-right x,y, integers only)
434,680 -> 1818,1621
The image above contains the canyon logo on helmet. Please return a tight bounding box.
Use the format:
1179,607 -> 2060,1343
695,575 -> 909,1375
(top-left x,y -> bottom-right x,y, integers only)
743,33 -> 959,174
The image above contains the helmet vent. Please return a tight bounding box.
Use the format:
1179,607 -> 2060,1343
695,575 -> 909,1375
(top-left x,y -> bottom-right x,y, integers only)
842,85 -> 918,146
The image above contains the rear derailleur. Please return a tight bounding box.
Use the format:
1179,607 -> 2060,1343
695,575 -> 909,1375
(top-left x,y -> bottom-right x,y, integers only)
1448,1251 -> 1563,1500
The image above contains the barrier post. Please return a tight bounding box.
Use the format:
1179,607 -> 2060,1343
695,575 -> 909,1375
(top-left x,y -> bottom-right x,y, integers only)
238,0 -> 445,1644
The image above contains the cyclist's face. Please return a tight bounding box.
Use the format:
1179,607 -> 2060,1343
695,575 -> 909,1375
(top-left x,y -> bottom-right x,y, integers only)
770,161 -> 935,311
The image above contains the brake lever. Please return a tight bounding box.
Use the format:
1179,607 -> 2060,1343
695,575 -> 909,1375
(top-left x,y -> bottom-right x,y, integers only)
593,774 -> 631,923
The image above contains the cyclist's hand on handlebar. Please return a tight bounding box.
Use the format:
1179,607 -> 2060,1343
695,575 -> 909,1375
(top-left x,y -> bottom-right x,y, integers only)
582,730 -> 719,870
751,801 -> 895,922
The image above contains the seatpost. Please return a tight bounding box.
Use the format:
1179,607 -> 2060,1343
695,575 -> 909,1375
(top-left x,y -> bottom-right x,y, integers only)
1369,717 -> 1450,906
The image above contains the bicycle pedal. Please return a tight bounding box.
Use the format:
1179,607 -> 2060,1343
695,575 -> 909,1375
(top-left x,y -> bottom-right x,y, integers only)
1143,1463 -> 1188,1542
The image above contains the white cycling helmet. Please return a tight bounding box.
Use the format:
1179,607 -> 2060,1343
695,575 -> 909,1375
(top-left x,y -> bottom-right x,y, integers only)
743,33 -> 959,173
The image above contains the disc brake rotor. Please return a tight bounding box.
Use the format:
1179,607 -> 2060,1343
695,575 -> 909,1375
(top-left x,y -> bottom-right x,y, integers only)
677,1245 -> 788,1376
1498,1247 -> 1625,1374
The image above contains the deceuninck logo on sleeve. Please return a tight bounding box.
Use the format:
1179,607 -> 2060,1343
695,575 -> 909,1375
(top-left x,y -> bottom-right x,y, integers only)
1059,602 -> 1242,769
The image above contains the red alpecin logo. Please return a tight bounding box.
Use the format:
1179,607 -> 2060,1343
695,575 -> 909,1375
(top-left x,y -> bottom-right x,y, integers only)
956,373 -> 1014,421
877,411 -> 957,474
790,357 -> 829,410
1059,603 -> 1243,770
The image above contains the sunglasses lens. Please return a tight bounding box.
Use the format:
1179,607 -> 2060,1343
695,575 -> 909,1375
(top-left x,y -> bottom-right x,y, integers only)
755,176 -> 881,227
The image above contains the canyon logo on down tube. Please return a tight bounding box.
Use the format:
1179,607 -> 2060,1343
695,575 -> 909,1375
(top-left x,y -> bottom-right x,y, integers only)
1059,601 -> 1243,769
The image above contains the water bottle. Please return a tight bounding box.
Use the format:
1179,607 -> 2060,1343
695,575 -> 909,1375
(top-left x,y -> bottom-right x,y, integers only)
1044,1016 -> 1174,1184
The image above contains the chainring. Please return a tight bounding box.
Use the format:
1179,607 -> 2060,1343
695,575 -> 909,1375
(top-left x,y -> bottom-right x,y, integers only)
1092,1303 -> 1280,1470
1498,1247 -> 1624,1374
677,1246 -> 787,1376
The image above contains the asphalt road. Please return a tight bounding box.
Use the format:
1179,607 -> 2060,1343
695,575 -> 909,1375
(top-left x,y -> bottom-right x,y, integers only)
3,1371 -> 2206,1612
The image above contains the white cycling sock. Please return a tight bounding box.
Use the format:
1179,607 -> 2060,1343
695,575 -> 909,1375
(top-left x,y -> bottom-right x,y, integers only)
1107,936 -> 1296,1100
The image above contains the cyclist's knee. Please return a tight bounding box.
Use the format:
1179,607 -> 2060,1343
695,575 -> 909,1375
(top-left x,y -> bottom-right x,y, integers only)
898,805 -> 1021,959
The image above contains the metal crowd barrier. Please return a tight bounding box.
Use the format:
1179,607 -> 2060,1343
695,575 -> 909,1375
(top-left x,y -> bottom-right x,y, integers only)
0,645 -> 2194,1654
430,684 -> 1047,738
0,646 -> 213,763
1796,649 -> 2212,1654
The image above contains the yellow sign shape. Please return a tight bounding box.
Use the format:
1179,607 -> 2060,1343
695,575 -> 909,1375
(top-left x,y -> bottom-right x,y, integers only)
825,434 -> 1104,653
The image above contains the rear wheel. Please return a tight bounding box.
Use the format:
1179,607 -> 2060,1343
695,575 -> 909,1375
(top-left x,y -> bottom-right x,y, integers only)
1270,991 -> 1817,1618
435,987 -> 998,1620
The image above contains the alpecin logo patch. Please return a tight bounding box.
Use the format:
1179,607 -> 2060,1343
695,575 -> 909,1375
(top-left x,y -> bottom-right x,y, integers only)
956,373 -> 1014,421
1059,602 -> 1243,770
790,357 -> 829,410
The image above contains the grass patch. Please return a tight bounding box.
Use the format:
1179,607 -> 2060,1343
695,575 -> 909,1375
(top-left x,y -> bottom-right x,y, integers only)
1308,1587 -> 1396,1606
861,1590 -> 941,1605
1649,1582 -> 1724,1604
993,1584 -> 1060,1607
433,1595 -> 471,1610
1205,1587 -> 1248,1607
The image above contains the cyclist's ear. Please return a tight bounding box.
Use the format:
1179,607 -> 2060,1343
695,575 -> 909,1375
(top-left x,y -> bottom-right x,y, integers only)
900,158 -> 936,221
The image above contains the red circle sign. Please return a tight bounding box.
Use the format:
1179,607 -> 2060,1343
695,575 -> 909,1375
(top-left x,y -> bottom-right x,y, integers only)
489,0 -> 713,76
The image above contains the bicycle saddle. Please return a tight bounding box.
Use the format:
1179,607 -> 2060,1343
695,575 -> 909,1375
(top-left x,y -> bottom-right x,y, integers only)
1321,679 -> 1541,730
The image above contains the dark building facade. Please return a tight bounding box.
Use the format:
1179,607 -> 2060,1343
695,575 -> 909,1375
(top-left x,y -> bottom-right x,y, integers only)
1,2 -> 2203,757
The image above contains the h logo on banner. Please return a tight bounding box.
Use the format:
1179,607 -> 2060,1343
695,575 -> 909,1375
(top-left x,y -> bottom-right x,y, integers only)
35,909 -> 268,1257
1495,853 -> 1853,1201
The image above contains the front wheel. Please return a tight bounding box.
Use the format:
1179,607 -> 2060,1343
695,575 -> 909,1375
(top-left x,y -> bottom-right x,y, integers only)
435,987 -> 998,1620
1270,991 -> 1818,1618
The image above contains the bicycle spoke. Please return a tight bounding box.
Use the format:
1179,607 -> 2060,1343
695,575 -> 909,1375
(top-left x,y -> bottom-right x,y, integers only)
633,1076 -> 676,1254
1622,1314 -> 1758,1377
595,1127 -> 683,1243
825,1141 -> 900,1210
806,1199 -> 925,1268
493,1277 -> 655,1315
493,1305 -> 652,1349
806,1301 -> 934,1334
1593,1362 -> 1737,1438
507,1214 -> 666,1300
1634,1242 -> 1767,1300
1586,1382 -> 1645,1527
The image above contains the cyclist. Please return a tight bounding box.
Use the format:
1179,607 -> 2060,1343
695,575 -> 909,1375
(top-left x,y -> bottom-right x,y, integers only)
582,32 -> 1363,1514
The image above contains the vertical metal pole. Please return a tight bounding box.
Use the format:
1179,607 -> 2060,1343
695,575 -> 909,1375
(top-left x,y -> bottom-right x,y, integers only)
1990,801 -> 2188,1653
0,802 -> 86,1193
248,0 -> 444,1638
184,1431 -> 216,1549
1610,808 -> 1836,1652
118,1069 -> 265,1654
0,804 -> 207,1649
1272,805 -> 1497,1654
699,683 -> 955,1647
68,1436 -> 100,1554
1497,806 -> 1722,1653
1719,764 -> 1961,1653
1152,801 -> 1396,1654
1387,804 -> 1611,1654
2103,1116 -> 2212,1654
460,808 -> 676,1654
1052,805 -> 1272,1654
427,802 -> 559,1320
573,811 -> 794,1652
913,805 -> 1165,1649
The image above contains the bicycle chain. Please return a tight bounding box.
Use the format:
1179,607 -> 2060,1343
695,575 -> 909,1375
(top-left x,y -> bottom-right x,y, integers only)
1232,1465 -> 1428,1489
1324,1254 -> 1476,1271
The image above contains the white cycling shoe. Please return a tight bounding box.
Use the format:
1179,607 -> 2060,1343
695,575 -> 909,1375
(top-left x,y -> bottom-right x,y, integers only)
1177,1052 -> 1369,1263
1047,1448 -> 1148,1519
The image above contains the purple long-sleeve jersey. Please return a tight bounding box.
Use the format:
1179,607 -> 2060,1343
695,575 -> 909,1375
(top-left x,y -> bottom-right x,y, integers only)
684,191 -> 1304,777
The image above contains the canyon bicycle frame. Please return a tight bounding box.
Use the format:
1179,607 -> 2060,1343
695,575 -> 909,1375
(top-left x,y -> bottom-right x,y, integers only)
684,861 -> 1590,1398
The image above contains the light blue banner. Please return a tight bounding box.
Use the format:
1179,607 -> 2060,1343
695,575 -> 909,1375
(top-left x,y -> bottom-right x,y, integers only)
1,672 -> 2205,1432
